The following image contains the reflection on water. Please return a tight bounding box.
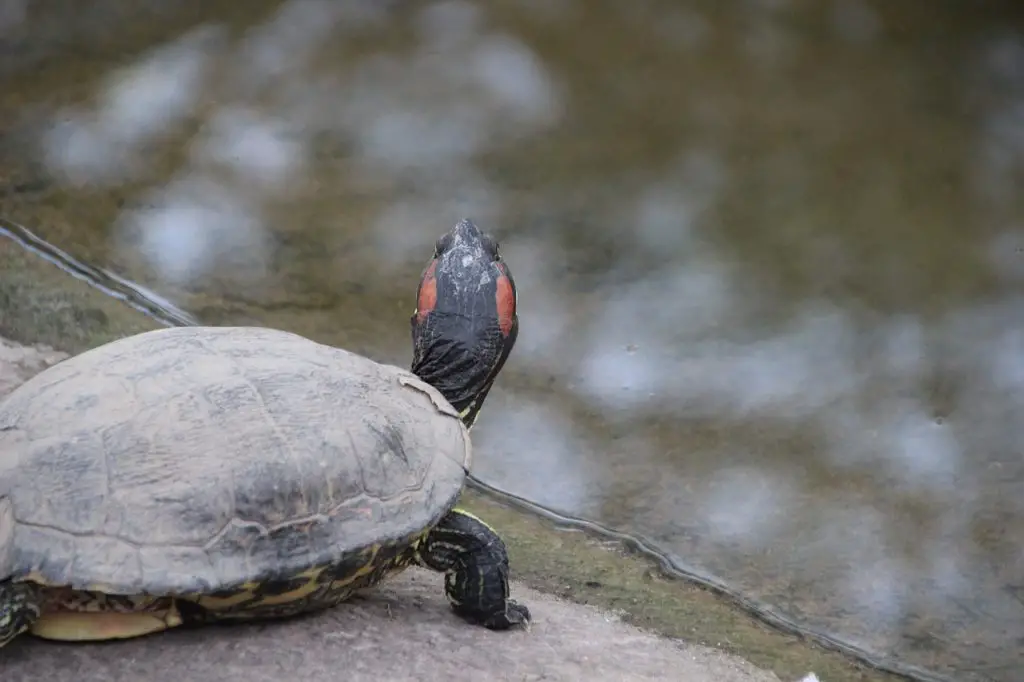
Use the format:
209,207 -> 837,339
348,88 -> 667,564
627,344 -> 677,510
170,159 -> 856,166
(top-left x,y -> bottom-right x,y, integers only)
2,1 -> 1024,680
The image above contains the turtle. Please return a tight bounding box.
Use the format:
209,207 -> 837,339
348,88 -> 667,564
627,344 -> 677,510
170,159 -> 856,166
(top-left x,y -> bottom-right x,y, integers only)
0,218 -> 529,649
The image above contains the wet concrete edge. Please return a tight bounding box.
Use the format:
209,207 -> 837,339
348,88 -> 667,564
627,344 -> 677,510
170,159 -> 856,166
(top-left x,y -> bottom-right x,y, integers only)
0,238 -> 910,682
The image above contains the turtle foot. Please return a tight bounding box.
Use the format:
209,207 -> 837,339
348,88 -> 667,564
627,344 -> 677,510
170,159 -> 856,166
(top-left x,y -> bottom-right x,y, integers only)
0,580 -> 42,649
458,599 -> 531,631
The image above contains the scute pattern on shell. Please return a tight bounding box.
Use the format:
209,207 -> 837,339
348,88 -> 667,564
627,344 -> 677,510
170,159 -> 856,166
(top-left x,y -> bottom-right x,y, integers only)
0,326 -> 470,595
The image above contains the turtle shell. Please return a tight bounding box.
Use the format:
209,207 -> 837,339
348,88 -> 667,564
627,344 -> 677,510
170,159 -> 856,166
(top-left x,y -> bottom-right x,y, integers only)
0,326 -> 471,596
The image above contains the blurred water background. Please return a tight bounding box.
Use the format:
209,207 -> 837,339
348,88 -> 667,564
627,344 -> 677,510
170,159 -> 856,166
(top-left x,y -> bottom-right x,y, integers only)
1,1 -> 1023,680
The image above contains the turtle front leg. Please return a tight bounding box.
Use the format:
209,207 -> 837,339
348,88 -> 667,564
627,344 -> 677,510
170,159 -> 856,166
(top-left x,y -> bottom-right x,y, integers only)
415,508 -> 530,630
0,580 -> 42,648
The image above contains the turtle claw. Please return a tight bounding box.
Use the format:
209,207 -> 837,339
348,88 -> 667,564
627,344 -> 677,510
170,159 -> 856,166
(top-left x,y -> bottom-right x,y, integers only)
481,600 -> 531,631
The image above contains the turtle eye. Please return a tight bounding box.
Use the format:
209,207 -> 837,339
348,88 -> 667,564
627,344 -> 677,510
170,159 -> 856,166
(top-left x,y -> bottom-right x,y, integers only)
434,234 -> 453,257
482,235 -> 500,260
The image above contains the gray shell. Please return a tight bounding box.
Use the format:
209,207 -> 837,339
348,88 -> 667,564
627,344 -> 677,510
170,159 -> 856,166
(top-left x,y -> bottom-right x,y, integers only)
0,326 -> 471,595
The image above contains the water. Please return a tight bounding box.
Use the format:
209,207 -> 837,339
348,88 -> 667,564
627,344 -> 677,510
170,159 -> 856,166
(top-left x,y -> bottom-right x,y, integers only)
2,1 -> 1024,680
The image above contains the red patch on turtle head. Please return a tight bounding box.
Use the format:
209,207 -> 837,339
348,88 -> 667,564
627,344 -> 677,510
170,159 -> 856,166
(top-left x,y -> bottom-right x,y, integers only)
495,264 -> 516,337
416,259 -> 438,324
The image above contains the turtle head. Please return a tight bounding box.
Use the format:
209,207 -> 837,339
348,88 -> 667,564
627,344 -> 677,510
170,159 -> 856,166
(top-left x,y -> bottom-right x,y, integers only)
411,219 -> 518,429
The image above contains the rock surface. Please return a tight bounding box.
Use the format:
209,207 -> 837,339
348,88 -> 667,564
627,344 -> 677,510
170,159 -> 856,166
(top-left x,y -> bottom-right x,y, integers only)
0,335 -> 785,682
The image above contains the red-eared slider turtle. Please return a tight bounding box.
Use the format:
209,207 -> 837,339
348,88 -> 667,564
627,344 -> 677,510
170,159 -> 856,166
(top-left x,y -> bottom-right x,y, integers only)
0,219 -> 528,649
